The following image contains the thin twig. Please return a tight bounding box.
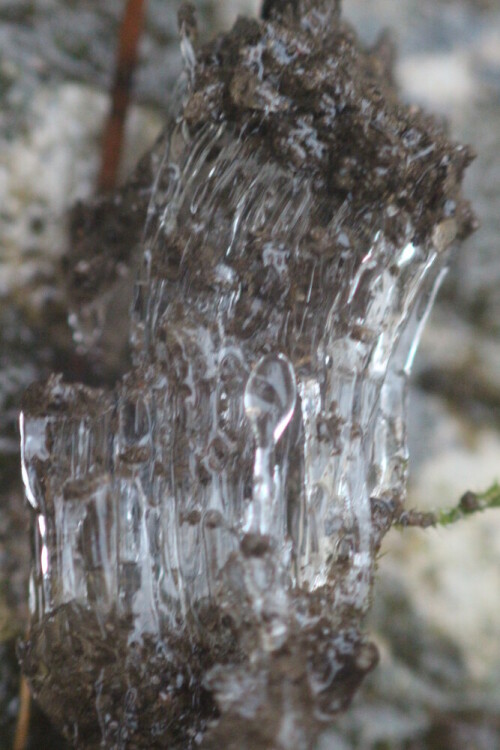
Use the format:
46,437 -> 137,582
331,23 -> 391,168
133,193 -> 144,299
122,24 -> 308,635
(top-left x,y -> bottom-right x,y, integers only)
13,676 -> 31,750
436,483 -> 500,526
98,0 -> 147,193
395,482 -> 500,530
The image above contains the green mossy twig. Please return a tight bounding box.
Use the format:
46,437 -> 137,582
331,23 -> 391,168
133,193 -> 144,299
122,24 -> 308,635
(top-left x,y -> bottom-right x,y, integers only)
436,482 -> 500,526
396,482 -> 500,529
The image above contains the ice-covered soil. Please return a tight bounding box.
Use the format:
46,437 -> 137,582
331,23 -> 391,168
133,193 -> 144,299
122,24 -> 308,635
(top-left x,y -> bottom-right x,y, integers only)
0,0 -> 499,748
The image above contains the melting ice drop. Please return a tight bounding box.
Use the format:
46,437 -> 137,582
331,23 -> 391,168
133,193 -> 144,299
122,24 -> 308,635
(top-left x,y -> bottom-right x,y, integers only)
244,353 -> 297,536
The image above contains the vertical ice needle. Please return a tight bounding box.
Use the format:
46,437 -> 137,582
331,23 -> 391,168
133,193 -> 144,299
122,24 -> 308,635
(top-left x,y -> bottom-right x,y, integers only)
244,353 -> 296,536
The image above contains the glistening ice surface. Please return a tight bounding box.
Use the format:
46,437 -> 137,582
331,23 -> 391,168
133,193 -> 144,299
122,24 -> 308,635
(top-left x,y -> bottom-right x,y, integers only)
19,2 -> 474,748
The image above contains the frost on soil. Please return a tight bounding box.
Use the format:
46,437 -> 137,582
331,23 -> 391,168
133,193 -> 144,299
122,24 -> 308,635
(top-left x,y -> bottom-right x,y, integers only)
18,1 -> 474,748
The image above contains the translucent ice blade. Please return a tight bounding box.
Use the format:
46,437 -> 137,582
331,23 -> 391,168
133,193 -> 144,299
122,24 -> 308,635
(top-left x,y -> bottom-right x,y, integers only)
178,3 -> 197,83
244,353 -> 296,536
244,353 -> 297,446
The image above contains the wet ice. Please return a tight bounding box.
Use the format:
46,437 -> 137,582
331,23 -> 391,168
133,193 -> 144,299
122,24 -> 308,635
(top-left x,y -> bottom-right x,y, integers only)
19,2 -> 474,747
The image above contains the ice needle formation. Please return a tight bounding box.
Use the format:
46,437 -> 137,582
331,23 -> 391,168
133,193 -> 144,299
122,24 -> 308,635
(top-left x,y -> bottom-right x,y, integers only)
19,1 -> 474,748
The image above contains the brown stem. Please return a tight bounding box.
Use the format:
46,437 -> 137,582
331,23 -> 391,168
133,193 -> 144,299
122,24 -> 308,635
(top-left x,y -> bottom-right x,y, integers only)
97,0 -> 147,193
13,676 -> 31,750
395,508 -> 437,528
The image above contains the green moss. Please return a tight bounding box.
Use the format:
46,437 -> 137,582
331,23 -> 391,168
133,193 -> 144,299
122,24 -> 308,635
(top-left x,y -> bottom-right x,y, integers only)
396,482 -> 500,530
436,482 -> 500,526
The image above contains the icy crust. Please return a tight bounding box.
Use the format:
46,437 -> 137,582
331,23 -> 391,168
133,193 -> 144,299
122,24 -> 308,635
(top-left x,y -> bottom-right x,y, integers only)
20,3 -> 474,748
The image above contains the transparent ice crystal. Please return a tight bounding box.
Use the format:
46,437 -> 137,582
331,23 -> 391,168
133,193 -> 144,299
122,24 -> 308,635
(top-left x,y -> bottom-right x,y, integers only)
19,3 -> 472,748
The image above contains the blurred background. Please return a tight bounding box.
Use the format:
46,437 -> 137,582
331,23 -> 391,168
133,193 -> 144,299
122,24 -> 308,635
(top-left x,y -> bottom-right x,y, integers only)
0,0 -> 498,747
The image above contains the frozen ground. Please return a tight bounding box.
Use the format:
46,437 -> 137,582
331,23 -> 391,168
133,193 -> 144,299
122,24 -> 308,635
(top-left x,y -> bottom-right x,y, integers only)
0,1 -> 498,748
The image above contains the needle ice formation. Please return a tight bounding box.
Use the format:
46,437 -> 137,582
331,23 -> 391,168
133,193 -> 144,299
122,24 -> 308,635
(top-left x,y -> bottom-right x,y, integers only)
19,2 -> 475,748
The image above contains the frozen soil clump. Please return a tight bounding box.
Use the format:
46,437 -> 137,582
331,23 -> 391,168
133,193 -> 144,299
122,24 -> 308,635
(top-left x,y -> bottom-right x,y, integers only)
20,1 -> 474,748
